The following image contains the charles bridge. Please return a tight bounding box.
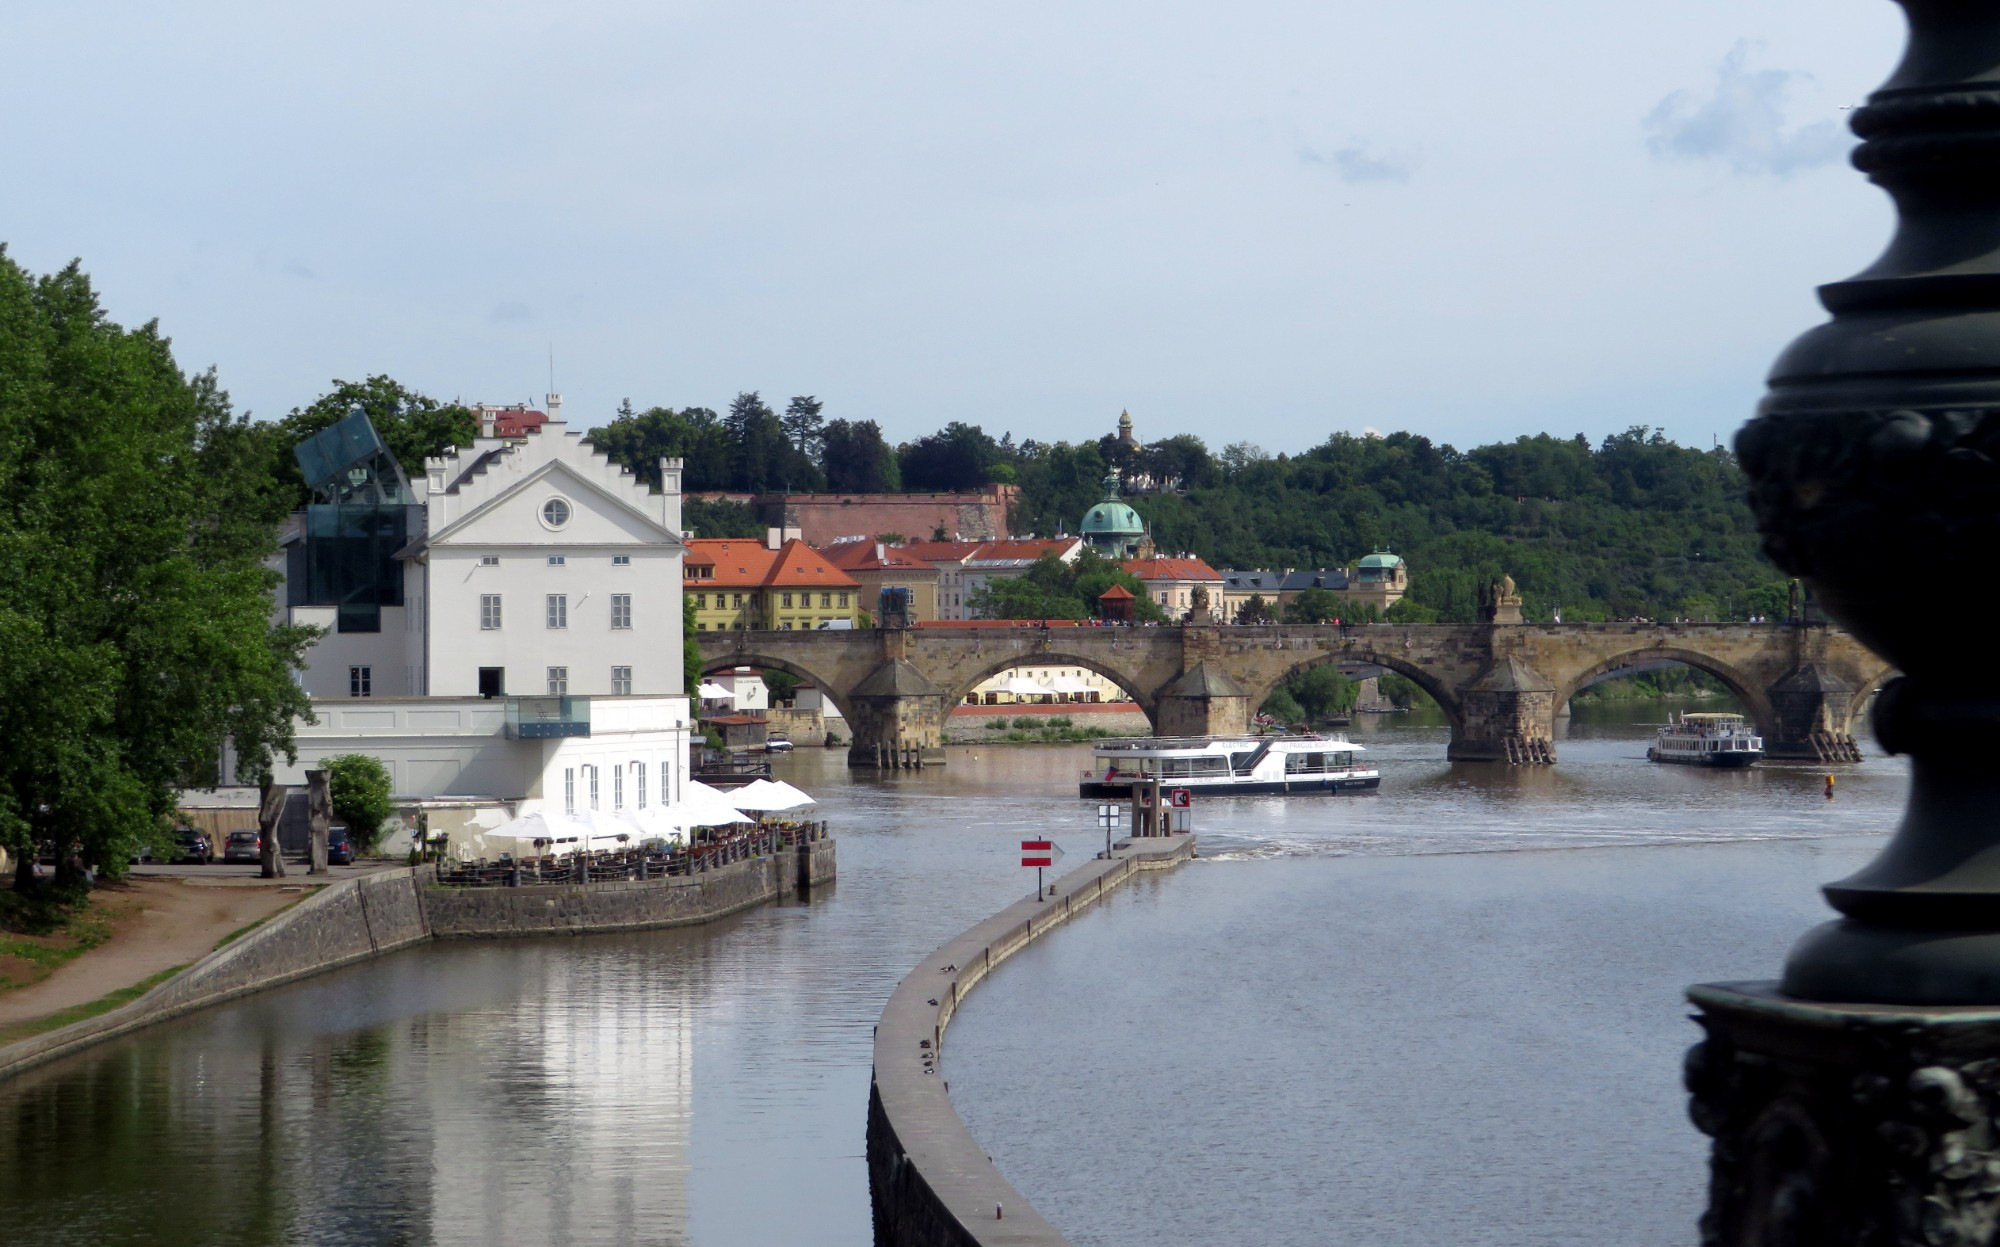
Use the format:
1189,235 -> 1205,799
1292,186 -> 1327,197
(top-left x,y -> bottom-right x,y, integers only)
696,621 -> 1888,768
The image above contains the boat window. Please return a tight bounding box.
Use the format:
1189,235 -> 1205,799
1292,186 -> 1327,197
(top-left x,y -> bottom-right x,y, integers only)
1229,753 -> 1255,770
1285,753 -> 1327,773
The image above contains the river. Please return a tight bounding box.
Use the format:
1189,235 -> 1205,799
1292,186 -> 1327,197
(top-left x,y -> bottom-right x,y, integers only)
0,700 -> 1904,1246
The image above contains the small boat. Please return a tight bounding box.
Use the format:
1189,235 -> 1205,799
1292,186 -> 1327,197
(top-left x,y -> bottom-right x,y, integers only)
1079,734 -> 1379,798
764,733 -> 794,753
1649,712 -> 1763,768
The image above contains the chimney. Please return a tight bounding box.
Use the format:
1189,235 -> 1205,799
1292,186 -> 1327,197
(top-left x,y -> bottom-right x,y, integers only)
546,393 -> 563,423
660,456 -> 683,537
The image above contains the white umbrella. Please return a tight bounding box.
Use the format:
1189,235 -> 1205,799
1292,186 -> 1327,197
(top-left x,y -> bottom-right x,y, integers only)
572,807 -> 639,852
729,778 -> 816,811
481,810 -> 590,859
995,674 -> 1051,699
696,681 -> 733,699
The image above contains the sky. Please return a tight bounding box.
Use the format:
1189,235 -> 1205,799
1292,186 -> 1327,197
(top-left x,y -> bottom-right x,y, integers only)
0,1 -> 1907,455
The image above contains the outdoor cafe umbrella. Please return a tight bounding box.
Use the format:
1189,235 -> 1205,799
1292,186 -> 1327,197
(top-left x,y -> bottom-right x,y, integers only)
482,810 -> 591,859
696,681 -> 733,699
728,778 -> 816,812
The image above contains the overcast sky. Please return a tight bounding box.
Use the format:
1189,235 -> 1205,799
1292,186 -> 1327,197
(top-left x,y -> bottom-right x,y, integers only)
1,2 -> 1906,454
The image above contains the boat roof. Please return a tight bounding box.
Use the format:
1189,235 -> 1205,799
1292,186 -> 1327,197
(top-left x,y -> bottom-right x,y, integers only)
1678,712 -> 1745,721
1092,735 -> 1364,753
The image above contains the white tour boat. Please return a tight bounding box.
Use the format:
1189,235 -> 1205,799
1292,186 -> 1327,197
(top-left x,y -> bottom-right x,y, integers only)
1079,734 -> 1379,798
1648,711 -> 1764,768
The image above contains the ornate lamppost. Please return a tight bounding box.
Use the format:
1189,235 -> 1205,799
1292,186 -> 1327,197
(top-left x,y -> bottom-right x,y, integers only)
1691,4 -> 2000,1241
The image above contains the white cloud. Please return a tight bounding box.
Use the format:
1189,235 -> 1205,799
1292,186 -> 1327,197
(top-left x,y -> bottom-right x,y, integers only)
1645,42 -> 1849,177
1300,143 -> 1415,184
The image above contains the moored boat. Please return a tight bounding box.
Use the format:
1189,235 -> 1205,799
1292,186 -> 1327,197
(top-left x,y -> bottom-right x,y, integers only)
1648,712 -> 1763,768
1078,734 -> 1379,798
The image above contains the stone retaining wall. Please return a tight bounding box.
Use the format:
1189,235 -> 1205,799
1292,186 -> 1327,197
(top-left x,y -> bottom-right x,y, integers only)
0,838 -> 836,1083
868,834 -> 1195,1247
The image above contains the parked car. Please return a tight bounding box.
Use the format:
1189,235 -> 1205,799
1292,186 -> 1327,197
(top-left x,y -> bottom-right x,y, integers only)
221,829 -> 262,864
325,825 -> 354,865
172,826 -> 213,865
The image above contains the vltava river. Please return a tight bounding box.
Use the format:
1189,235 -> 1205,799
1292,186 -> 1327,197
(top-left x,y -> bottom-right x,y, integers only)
0,701 -> 1904,1246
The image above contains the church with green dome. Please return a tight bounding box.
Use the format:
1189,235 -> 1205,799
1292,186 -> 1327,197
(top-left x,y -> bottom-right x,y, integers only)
1080,471 -> 1153,560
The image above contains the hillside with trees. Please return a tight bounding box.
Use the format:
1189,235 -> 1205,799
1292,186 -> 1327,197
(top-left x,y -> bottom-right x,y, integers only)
585,395 -> 1784,624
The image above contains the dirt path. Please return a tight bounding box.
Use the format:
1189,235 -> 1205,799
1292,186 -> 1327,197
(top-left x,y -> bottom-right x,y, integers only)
0,879 -> 308,1029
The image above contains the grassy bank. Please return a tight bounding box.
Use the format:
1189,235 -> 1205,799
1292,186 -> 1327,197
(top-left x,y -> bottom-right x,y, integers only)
0,888 -> 118,994
0,964 -> 187,1047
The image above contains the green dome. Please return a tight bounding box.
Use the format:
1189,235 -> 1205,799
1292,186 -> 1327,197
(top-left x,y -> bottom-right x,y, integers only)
1358,550 -> 1403,569
1079,470 -> 1145,543
1082,500 -> 1145,536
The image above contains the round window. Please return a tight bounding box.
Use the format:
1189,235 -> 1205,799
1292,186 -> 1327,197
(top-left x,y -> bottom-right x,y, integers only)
542,498 -> 572,528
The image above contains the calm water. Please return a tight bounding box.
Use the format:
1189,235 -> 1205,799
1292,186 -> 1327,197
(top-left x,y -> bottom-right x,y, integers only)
0,701 -> 1906,1246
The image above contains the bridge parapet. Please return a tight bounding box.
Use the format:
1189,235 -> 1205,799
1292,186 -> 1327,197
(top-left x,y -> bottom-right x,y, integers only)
693,622 -> 1888,768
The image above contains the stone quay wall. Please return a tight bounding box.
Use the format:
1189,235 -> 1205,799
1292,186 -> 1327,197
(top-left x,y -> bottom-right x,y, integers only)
0,839 -> 836,1083
868,833 -> 1195,1247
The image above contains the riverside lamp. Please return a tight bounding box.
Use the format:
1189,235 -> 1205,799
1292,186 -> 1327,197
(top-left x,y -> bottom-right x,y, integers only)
1690,3 -> 2000,1241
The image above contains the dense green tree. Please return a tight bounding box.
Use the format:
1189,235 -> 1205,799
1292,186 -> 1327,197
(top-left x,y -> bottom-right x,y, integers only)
683,596 -> 702,695
324,754 -> 393,852
276,375 -> 476,504
683,497 -> 762,539
0,250 -> 315,887
968,551 -> 1164,622
589,405 -> 733,491
820,418 -> 900,492
1236,593 -> 1275,624
899,422 -> 1003,492
782,395 -> 825,458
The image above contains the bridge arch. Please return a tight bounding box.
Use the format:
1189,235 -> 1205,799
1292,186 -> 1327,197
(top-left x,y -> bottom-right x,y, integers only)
1552,647 -> 1772,730
1847,662 -> 1897,729
1246,647 -> 1464,734
942,650 -> 1160,726
698,652 -> 859,726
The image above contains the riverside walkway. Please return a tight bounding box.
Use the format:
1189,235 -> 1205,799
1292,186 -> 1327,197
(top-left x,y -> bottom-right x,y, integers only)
869,833 -> 1196,1246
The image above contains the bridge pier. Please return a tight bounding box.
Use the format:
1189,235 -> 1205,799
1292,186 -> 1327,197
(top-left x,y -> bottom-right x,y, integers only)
1447,656 -> 1557,765
845,659 -> 947,770
1763,663 -> 1863,762
1154,662 -> 1251,739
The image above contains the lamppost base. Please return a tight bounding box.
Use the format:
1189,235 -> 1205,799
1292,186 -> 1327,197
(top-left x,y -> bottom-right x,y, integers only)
1688,981 -> 2000,1247
1782,920 -> 2000,1006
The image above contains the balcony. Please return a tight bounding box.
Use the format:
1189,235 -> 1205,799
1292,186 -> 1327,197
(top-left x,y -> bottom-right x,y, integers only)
505,696 -> 592,739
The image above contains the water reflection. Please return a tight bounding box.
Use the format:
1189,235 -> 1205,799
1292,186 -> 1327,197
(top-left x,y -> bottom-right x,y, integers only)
0,701 -> 1906,1246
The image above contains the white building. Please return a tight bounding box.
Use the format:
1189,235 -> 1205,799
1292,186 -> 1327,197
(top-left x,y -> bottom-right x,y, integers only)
263,402 -> 693,813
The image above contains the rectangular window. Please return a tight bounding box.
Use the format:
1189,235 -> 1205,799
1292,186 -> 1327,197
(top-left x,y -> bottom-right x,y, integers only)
733,593 -> 744,608
782,592 -> 794,608
547,665 -> 567,695
610,594 -> 632,629
661,762 -> 671,807
480,555 -> 500,567
548,555 -> 566,566
565,768 -> 575,815
612,764 -> 624,810
696,593 -> 707,609
611,665 -> 632,694
780,622 -> 793,630
839,592 -> 849,607
546,594 -> 567,628
821,593 -> 831,608
585,764 -> 599,810
635,762 -> 647,808
480,593 -> 502,630
697,622 -> 707,631
349,666 -> 371,697
612,554 -> 631,567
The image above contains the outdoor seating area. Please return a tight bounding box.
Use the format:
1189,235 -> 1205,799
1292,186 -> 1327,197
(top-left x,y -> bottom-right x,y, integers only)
435,819 -> 828,888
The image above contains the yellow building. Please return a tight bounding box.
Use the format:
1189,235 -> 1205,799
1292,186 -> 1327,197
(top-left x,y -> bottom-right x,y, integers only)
684,537 -> 862,631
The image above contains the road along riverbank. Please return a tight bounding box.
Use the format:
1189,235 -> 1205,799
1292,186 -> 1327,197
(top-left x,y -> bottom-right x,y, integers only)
0,833 -> 835,1083
869,832 -> 1194,1247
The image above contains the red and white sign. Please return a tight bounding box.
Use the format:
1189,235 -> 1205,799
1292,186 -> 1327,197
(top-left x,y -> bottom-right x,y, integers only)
1168,789 -> 1192,809
1021,839 -> 1055,867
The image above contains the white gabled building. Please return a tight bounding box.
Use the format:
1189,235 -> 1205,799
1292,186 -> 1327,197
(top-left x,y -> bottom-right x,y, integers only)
255,400 -> 695,818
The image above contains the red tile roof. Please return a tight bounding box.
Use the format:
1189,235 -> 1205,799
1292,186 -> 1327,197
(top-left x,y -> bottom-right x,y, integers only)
1096,583 -> 1136,599
819,540 -> 937,572
1122,556 -> 1223,582
684,538 -> 860,589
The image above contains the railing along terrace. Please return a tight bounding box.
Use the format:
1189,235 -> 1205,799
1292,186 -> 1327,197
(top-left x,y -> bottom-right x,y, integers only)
433,821 -> 827,888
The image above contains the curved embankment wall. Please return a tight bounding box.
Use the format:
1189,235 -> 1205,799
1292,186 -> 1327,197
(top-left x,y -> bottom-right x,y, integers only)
0,838 -> 835,1083
869,834 -> 1195,1247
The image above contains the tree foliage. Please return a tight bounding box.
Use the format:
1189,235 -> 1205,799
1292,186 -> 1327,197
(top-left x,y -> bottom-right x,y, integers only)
324,753 -> 393,852
273,375 -> 476,507
967,551 -> 1166,622
0,250 -> 315,885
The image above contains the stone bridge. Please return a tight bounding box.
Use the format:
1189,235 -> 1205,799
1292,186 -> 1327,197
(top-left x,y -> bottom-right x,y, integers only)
696,623 -> 1890,768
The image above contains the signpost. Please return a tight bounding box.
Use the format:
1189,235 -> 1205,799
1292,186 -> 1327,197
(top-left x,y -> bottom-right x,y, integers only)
1022,838 -> 1064,899
1096,804 -> 1120,859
